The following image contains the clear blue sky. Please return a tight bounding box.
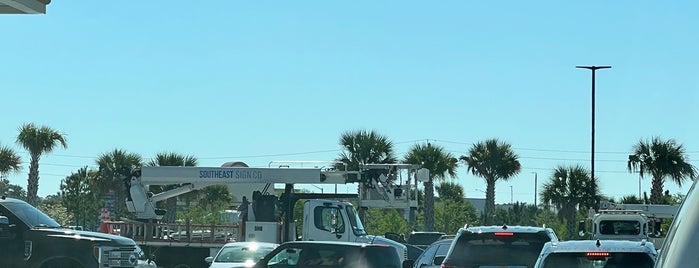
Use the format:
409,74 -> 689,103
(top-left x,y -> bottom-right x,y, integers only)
2,1 -> 698,204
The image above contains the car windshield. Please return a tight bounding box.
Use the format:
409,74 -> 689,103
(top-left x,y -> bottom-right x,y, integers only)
542,252 -> 654,268
3,202 -> 60,228
345,204 -> 366,236
215,244 -> 276,263
599,220 -> 641,235
444,232 -> 552,267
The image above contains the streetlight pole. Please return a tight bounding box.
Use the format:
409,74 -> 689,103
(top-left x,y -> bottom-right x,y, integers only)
576,65 -> 611,182
532,172 -> 538,207
509,185 -> 513,204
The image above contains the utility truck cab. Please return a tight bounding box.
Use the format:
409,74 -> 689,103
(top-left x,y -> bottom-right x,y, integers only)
579,203 -> 679,249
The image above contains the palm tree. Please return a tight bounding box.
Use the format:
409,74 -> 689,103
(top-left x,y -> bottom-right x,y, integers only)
16,123 -> 68,206
335,129 -> 397,183
147,152 -> 198,223
460,138 -> 520,225
95,149 -> 142,220
404,142 -> 458,231
540,165 -> 601,240
627,137 -> 697,205
0,144 -> 22,176
335,129 -> 397,221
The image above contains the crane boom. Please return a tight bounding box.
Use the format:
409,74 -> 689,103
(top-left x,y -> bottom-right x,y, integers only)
140,166 -> 350,185
126,166 -> 354,220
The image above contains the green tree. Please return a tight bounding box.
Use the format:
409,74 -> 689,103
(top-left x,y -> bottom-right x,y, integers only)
627,137 -> 697,205
619,195 -> 643,204
335,129 -> 396,222
435,181 -> 464,203
460,138 -> 521,225
39,195 -> 71,226
335,129 -> 397,183
95,149 -> 142,220
147,152 -> 198,223
435,199 -> 478,234
198,185 -> 232,211
0,178 -> 27,200
60,167 -> 102,229
16,123 -> 68,206
404,142 -> 458,231
540,165 -> 601,240
364,208 -> 409,236
492,202 -> 538,226
0,144 -> 22,176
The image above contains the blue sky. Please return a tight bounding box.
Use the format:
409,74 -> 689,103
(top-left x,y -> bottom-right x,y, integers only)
2,1 -> 698,204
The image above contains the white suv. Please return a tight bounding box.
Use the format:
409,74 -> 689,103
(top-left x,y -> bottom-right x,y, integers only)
533,239 -> 656,268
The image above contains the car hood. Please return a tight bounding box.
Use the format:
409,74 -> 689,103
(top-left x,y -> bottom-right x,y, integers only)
37,228 -> 137,246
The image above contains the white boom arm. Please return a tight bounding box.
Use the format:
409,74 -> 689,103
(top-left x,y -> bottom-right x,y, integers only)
126,166 -> 353,220
604,203 -> 680,219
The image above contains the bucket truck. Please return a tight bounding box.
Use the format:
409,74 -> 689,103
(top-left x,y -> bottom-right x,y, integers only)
578,202 -> 680,249
105,165 -> 407,268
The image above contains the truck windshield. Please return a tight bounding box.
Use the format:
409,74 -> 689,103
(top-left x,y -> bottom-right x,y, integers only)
4,202 -> 61,228
599,220 -> 641,235
345,204 -> 366,236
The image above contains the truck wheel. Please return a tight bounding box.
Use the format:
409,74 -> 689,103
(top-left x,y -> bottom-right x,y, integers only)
41,258 -> 84,268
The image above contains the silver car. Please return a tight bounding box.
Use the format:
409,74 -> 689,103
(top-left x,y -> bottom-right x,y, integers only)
205,241 -> 279,268
412,238 -> 452,268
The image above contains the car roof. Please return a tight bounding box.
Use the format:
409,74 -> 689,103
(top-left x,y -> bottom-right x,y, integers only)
428,238 -> 453,246
280,240 -> 389,248
462,225 -> 552,234
221,241 -> 279,248
540,240 -> 657,255
410,231 -> 446,235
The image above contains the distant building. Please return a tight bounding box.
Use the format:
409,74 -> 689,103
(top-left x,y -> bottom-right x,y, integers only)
0,0 -> 51,14
466,198 -> 485,215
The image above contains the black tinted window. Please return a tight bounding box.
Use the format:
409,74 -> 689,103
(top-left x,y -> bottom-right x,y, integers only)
543,252 -> 654,268
443,232 -> 551,267
363,247 -> 401,268
408,233 -> 444,245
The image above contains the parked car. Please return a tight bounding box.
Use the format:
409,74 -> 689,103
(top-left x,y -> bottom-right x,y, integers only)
253,241 -> 412,268
406,231 -> 446,249
440,225 -> 558,268
205,241 -> 279,268
412,238 -> 452,268
533,239 -> 656,268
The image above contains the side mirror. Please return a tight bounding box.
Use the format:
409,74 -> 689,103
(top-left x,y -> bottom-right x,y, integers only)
578,220 -> 587,237
204,256 -> 213,263
402,259 -> 415,268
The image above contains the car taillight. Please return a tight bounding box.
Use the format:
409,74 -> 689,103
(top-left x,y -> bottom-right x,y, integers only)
586,252 -> 610,259
494,232 -> 514,236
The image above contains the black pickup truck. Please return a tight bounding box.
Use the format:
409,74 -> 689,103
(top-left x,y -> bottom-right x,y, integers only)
0,196 -> 146,268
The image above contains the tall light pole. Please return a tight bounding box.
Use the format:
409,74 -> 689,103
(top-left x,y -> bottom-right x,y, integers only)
576,65 -> 611,182
532,172 -> 538,207
509,185 -> 513,204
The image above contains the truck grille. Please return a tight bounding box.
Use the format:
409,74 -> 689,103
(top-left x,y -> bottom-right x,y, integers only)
100,246 -> 138,268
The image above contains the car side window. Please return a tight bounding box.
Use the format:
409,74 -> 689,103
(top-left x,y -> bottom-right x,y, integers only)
266,247 -> 301,266
433,244 -> 451,265
416,243 -> 438,267
313,207 -> 345,233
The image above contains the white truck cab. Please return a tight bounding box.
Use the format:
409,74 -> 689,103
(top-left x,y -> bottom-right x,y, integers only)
579,203 -> 679,249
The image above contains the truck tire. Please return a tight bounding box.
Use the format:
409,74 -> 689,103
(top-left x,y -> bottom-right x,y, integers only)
40,258 -> 85,268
